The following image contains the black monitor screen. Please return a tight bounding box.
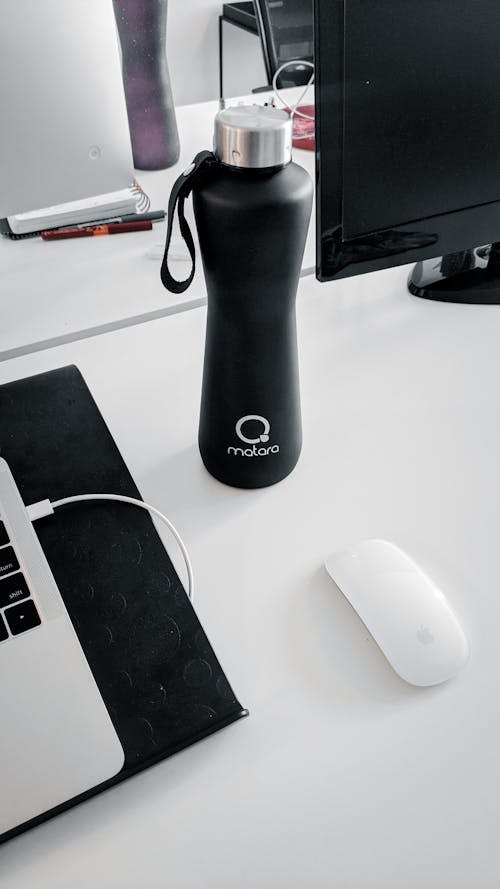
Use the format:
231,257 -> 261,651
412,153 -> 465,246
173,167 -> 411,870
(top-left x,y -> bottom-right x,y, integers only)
315,1 -> 500,281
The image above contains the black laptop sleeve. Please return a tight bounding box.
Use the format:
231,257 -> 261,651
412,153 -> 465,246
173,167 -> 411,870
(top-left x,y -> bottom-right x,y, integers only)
0,365 -> 247,843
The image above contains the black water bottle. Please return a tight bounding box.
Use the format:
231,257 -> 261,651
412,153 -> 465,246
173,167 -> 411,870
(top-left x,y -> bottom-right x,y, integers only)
161,105 -> 313,488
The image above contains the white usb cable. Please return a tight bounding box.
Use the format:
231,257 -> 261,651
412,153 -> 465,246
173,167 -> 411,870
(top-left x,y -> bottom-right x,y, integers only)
26,494 -> 194,601
272,59 -> 315,124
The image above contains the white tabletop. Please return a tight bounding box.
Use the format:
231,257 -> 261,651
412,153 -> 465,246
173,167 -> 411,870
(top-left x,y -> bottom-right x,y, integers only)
0,266 -> 498,888
0,92 -> 315,363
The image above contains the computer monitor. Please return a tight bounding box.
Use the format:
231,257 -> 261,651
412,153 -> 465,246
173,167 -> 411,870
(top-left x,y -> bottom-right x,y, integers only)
314,1 -> 500,304
0,0 -> 133,219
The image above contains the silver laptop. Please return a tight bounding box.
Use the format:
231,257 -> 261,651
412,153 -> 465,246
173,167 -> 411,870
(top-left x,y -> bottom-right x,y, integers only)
0,458 -> 124,836
0,0 -> 133,218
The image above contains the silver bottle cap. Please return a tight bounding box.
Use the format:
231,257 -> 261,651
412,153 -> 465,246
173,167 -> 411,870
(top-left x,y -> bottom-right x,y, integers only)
214,105 -> 292,170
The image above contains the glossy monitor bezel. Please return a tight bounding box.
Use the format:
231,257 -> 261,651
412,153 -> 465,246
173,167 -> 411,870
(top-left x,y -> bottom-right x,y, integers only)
314,0 -> 500,282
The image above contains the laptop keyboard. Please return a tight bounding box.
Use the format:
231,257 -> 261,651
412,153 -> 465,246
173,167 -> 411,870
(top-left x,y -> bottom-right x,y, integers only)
0,519 -> 41,642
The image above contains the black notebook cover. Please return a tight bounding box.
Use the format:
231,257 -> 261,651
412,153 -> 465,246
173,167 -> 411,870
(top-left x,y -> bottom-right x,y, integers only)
0,365 -> 247,842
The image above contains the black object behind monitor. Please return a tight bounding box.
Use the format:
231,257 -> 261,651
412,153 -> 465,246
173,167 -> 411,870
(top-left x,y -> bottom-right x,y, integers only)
314,1 -> 500,303
255,0 -> 313,87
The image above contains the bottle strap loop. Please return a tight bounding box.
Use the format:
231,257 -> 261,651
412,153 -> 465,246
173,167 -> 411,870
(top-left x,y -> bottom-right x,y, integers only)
160,150 -> 217,294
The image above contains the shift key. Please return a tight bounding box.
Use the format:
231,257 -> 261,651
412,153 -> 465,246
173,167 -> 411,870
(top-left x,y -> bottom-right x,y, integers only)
0,547 -> 19,579
0,572 -> 29,609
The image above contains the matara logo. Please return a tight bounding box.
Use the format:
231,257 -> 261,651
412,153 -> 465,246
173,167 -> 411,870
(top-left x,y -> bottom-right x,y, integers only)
228,415 -> 280,457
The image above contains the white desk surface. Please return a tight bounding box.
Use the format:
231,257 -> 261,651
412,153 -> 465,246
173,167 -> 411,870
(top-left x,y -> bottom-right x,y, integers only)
0,92 -> 315,363
1,267 -> 499,888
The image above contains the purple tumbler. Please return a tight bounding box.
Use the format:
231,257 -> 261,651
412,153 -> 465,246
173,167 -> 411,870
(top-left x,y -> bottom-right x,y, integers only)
113,0 -> 180,170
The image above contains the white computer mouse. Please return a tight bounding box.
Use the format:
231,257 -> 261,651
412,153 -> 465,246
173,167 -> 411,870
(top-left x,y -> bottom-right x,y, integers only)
325,539 -> 469,687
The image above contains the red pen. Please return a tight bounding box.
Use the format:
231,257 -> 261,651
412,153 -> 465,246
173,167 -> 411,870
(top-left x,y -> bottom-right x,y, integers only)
41,221 -> 153,240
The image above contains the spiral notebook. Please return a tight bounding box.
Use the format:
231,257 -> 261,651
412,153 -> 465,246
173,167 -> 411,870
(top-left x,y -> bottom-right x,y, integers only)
0,182 -> 150,239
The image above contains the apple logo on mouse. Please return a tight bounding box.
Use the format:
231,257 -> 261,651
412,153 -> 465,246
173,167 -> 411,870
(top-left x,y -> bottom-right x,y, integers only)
416,624 -> 434,645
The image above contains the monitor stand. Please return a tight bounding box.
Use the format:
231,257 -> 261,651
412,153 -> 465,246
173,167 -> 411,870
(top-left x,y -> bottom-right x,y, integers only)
408,244 -> 500,304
